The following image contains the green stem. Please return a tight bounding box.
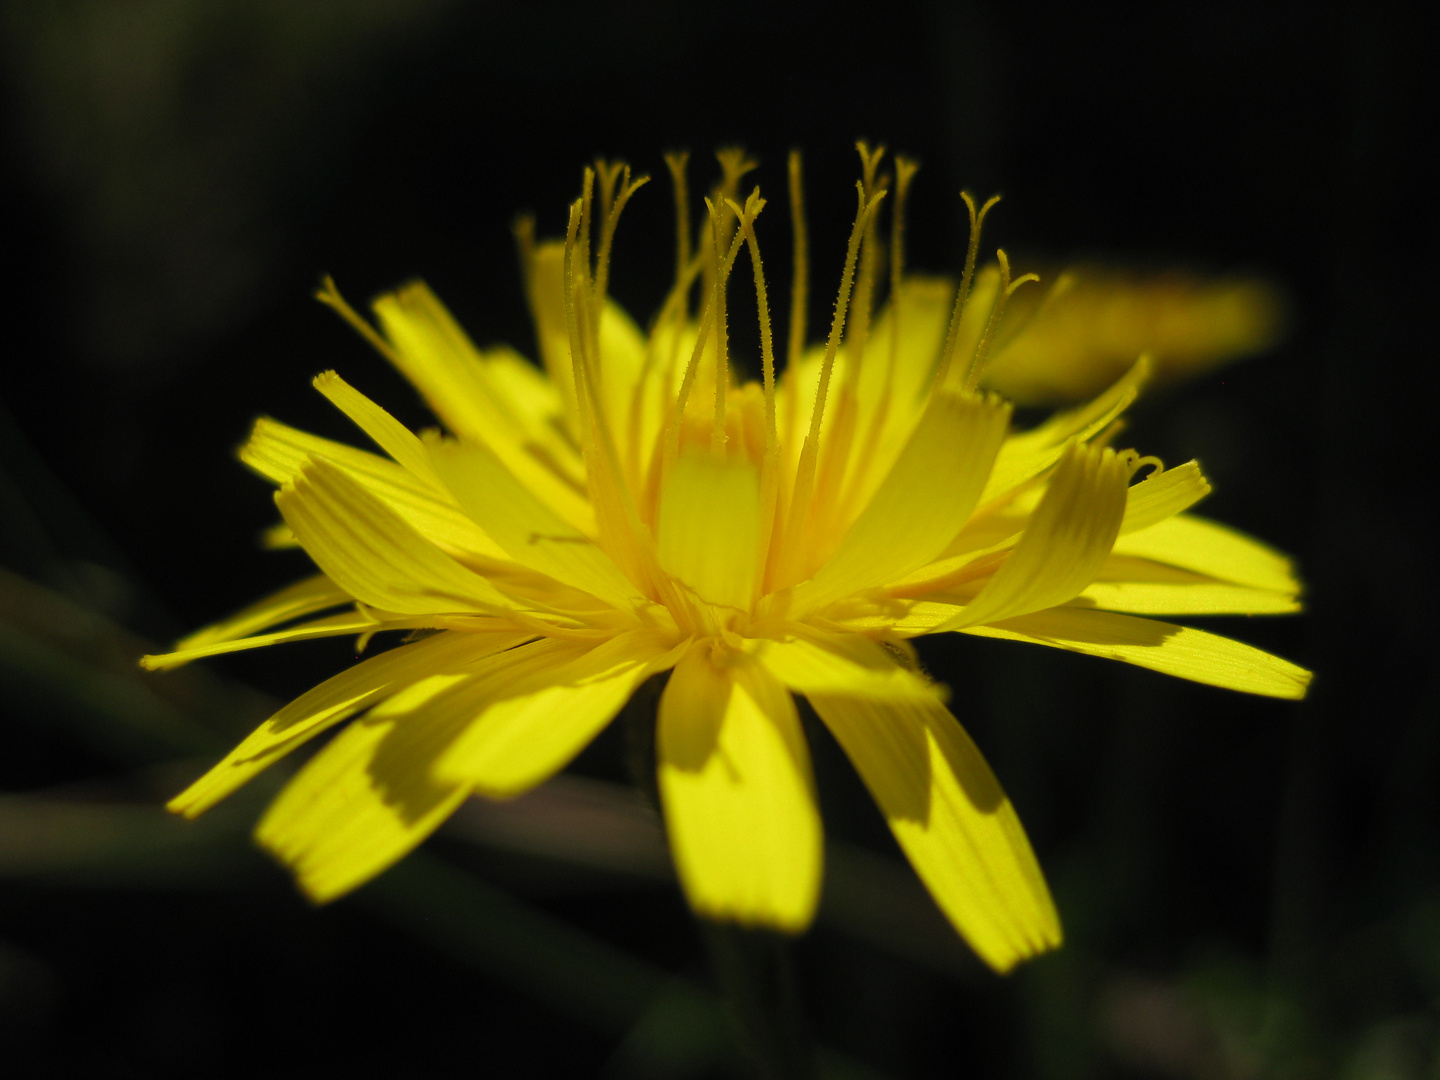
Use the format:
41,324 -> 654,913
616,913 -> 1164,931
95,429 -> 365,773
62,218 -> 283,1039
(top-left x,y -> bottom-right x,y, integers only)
702,920 -> 814,1080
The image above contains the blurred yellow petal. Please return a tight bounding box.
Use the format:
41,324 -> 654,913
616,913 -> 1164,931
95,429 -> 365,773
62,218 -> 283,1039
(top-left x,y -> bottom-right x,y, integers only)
657,452 -> 762,612
435,629 -> 681,797
962,606 -> 1310,698
985,267 -> 1284,404
167,630 -> 530,818
659,645 -> 822,932
1113,513 -> 1299,594
807,691 -> 1060,973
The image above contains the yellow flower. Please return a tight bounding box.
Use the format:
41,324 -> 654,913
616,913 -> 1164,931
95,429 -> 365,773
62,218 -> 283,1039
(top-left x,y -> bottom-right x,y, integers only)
143,147 -> 1309,974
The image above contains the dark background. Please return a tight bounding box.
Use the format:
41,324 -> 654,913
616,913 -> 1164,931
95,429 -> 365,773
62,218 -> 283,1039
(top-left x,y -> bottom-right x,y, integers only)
1,2 -> 1435,1076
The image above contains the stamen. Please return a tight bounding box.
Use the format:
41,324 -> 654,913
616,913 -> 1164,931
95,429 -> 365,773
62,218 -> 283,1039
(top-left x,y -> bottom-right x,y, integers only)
729,189 -> 778,455
566,191 -> 695,626
887,157 -> 920,385
664,152 -> 692,305
706,195 -> 730,455
807,182 -> 887,447
843,142 -> 889,386
932,191 -> 1002,391
830,156 -> 920,531
592,165 -> 650,327
786,150 -> 809,372
665,216 -> 755,471
577,167 -> 596,292
315,276 -> 401,366
1120,450 -> 1165,481
562,199 -> 596,439
714,148 -> 758,234
770,182 -> 885,590
962,249 -> 1040,393
593,158 -> 625,224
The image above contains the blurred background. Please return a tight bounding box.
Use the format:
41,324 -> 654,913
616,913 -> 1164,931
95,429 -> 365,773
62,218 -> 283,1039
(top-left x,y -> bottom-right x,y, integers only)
1,2 -> 1434,1076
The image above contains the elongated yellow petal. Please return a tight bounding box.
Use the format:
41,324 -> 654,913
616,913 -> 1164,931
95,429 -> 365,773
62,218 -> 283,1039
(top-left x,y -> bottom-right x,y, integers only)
961,606 -> 1310,698
657,452 -> 762,612
807,691 -> 1060,972
255,706 -> 472,903
433,629 -> 680,797
833,275 -> 960,499
313,370 -> 442,486
933,442 -> 1130,631
243,417 -> 506,561
142,610 -> 384,671
277,458 -> 520,617
167,630 -> 531,818
1120,460 -> 1210,534
426,434 -> 644,611
1076,555 -> 1300,615
1112,513 -> 1300,594
527,241 -> 650,441
658,646 -> 823,932
792,391 -> 1012,615
372,280 -> 594,531
983,358 -> 1149,501
757,627 -> 943,701
171,574 -> 349,652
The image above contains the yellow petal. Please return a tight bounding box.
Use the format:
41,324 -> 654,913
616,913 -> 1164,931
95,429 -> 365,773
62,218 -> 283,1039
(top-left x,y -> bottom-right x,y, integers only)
166,630 -> 530,818
756,627 -> 943,701
372,280 -> 594,531
658,645 -> 823,932
657,452 -> 762,612
1120,460 -> 1210,534
277,458 -> 520,617
141,610 -> 383,671
792,391 -> 1012,615
985,267 -> 1284,404
426,434 -> 643,611
242,417 -> 506,561
434,629 -> 682,797
1075,555 -> 1301,615
833,275 -> 962,501
806,691 -> 1061,972
171,574 -> 349,652
312,371 -> 442,486
527,241 -> 650,441
983,358 -> 1149,502
961,606 -> 1311,698
932,441 -> 1130,631
1112,513 -> 1300,595
255,705 -> 471,903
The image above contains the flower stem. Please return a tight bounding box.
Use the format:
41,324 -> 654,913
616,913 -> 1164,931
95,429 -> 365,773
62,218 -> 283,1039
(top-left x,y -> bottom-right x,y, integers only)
701,920 -> 814,1080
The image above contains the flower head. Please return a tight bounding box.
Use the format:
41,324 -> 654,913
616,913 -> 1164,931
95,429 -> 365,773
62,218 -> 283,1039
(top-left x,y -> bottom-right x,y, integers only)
144,146 -> 1309,974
